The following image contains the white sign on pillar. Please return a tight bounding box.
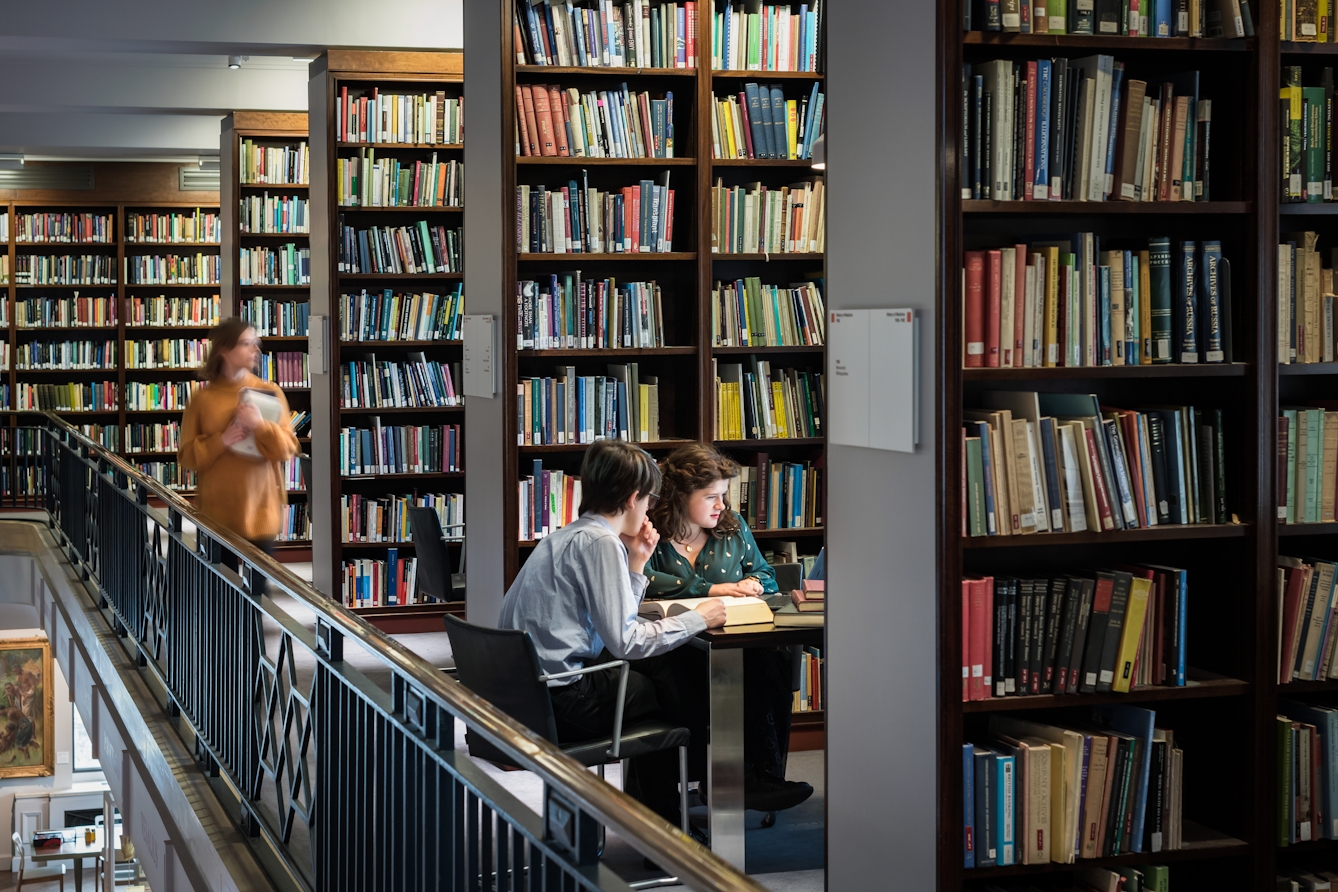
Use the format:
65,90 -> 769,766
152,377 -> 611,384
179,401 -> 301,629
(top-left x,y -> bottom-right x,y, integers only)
827,308 -> 919,453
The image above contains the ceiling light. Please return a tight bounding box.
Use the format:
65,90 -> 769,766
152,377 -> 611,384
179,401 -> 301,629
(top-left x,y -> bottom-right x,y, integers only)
228,55 -> 242,69
810,134 -> 825,171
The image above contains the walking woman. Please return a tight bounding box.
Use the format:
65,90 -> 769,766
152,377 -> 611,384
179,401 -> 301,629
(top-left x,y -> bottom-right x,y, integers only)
178,318 -> 299,556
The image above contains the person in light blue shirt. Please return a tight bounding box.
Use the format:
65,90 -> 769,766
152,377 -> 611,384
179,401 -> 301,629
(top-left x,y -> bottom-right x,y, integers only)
499,439 -> 725,823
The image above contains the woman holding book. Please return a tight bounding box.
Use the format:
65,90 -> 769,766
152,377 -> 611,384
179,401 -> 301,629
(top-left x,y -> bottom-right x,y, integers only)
178,318 -> 299,559
645,443 -> 813,813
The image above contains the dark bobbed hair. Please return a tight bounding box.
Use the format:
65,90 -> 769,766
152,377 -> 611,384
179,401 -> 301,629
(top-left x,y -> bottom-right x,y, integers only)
200,317 -> 257,382
648,443 -> 742,542
578,439 -> 662,516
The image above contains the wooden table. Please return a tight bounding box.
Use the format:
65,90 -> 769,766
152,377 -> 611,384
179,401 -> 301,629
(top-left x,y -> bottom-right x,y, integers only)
29,826 -> 114,889
697,623 -> 824,869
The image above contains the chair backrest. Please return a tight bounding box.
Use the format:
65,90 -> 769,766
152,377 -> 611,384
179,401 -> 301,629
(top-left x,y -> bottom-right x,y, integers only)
443,616 -> 559,767
772,562 -> 803,595
409,507 -> 453,602
298,454 -> 312,492
10,830 -> 21,856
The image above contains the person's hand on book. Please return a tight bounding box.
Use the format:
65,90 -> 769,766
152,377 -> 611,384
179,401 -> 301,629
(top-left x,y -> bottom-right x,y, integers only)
622,518 -> 660,575
221,420 -> 250,446
692,598 -> 727,628
708,578 -> 763,598
234,401 -> 263,432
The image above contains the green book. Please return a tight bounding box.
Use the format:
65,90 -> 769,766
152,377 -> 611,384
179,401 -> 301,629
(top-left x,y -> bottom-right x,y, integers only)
1280,715 -> 1293,845
1143,865 -> 1170,892
1148,236 -> 1173,363
747,13 -> 761,69
1286,409 -> 1299,524
1305,87 -> 1328,202
965,435 -> 986,537
1308,409 -> 1325,522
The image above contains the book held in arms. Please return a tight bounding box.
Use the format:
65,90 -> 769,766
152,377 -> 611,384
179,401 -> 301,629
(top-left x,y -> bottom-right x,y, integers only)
961,57 -> 1212,203
516,83 -> 675,159
229,388 -> 284,458
962,391 -> 1230,538
961,564 -> 1187,702
1277,232 -> 1338,364
638,595 -> 772,625
711,82 -> 825,161
1278,406 -> 1338,524
962,236 -> 1232,368
964,0 -> 1251,38
517,173 -> 676,254
514,0 -> 698,69
962,706 -> 1186,869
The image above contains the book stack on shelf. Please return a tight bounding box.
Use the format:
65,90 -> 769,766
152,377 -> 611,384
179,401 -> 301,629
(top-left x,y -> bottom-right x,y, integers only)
503,0 -> 827,586
222,113 -> 313,554
307,53 -> 466,630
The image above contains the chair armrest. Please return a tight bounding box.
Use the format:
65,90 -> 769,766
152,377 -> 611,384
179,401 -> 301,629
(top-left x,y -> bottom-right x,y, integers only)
538,660 -> 631,759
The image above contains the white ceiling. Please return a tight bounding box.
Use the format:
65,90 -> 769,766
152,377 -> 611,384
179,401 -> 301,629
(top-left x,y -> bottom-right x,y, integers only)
0,0 -> 463,160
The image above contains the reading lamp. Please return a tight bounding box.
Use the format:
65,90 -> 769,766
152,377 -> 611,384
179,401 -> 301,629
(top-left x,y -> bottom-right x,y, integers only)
810,133 -> 825,170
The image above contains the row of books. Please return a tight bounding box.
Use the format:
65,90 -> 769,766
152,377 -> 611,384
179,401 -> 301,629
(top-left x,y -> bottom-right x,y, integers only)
714,359 -> 823,440
964,393 -> 1228,538
124,338 -> 206,370
341,286 -> 464,342
713,1 -> 823,72
15,255 -> 115,286
726,454 -> 823,530
514,0 -> 697,69
962,708 -> 1184,869
963,237 -> 1231,369
13,212 -> 113,244
962,566 -> 1187,703
239,139 -> 309,185
341,492 -> 463,544
239,244 -> 310,286
336,151 -> 463,208
127,295 -> 220,328
335,88 -> 463,146
1283,554 -> 1338,688
711,277 -> 825,347
964,58 -> 1209,203
338,222 -> 463,275
341,554 -> 421,609
70,424 -> 117,451
239,194 -> 308,234
1282,701 -> 1338,849
518,364 -> 661,445
1281,68 -> 1334,203
275,503 -> 310,542
0,256 -> 9,285
710,178 -> 825,254
517,83 -> 676,160
339,422 -> 462,476
1279,234 -> 1338,363
966,0 -> 1252,37
136,461 -> 195,491
0,342 -> 9,370
16,340 -> 115,370
124,421 -> 179,454
15,295 -> 116,328
17,382 -> 117,412
124,211 -> 220,245
517,176 -> 677,254
1281,0 -> 1332,41
125,380 -> 199,411
340,356 -> 462,409
792,645 -> 822,712
240,297 -> 309,337
711,82 -> 824,161
517,275 -> 665,349
283,456 -> 305,491
256,352 -> 309,389
520,459 -> 581,540
1280,408 -> 1338,525
125,254 -> 221,286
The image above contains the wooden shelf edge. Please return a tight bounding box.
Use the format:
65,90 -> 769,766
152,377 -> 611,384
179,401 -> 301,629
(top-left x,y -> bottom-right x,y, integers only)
963,363 -> 1248,379
964,199 -> 1249,214
964,523 -> 1247,549
963,675 -> 1250,713
963,32 -> 1251,51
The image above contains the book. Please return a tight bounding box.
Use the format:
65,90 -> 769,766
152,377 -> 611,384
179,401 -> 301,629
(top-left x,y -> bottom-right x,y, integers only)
638,595 -> 773,626
226,388 -> 284,458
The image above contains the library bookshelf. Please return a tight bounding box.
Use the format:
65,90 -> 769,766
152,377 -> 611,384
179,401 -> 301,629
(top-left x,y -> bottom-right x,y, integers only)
932,11 -> 1338,892
308,51 -> 466,632
0,200 -> 222,506
503,5 -> 827,728
222,112 -> 313,558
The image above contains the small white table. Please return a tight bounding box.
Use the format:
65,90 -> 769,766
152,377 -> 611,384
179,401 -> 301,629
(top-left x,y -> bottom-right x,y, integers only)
29,826 -> 116,889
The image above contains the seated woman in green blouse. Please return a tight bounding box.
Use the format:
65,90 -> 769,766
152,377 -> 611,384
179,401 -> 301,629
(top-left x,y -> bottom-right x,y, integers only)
645,442 -> 813,814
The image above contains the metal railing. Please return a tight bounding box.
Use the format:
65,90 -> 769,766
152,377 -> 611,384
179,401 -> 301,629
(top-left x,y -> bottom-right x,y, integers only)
9,412 -> 763,892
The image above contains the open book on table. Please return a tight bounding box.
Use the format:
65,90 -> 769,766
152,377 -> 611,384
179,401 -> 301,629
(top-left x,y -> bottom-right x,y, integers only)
637,596 -> 773,627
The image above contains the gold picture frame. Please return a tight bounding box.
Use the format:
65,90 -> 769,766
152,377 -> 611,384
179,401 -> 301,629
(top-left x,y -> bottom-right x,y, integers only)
0,637 -> 54,778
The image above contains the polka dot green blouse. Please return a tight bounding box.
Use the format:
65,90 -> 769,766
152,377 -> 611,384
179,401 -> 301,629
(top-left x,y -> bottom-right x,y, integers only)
644,513 -> 779,600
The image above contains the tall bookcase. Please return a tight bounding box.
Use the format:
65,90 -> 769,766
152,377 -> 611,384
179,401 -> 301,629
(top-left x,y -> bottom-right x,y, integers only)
501,5 -> 828,584
221,112 -> 312,558
934,11 -> 1307,892
309,51 -> 465,632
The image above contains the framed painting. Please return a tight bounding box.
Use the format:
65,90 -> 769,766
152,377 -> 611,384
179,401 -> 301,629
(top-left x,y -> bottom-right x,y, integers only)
0,637 -> 53,778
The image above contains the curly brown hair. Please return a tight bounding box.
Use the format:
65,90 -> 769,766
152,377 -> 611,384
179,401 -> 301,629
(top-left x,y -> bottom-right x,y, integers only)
649,443 -> 742,543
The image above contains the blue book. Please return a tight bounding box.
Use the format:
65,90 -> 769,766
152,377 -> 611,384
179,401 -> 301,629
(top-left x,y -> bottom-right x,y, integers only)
1037,417 -> 1065,531
770,85 -> 790,160
1174,240 -> 1199,363
757,84 -> 778,159
973,747 -> 996,867
387,548 -> 399,606
803,81 -> 822,159
1034,60 -> 1052,199
1154,0 -> 1173,35
665,91 -> 674,156
962,744 -> 975,868
744,83 -> 769,159
994,750 -> 1016,865
1103,63 -> 1125,199
972,420 -> 1000,535
1199,240 -> 1224,362
1123,250 -> 1136,363
1090,705 -> 1157,854
1099,264 -> 1113,365
1281,699 -> 1338,840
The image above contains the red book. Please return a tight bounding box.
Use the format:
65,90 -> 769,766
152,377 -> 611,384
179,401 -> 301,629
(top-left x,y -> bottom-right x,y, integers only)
631,185 -> 643,252
962,579 -> 972,702
982,575 -> 994,698
519,85 -> 541,157
1116,412 -> 1147,525
1013,244 -> 1028,368
986,248 -> 1002,367
531,85 -> 558,156
964,251 -> 986,367
1084,427 -> 1116,530
737,92 -> 755,158
664,189 -> 675,249
340,86 -> 349,140
685,1 -> 697,65
1281,561 -> 1310,682
548,86 -> 571,156
1023,62 -> 1037,200
968,577 -> 989,701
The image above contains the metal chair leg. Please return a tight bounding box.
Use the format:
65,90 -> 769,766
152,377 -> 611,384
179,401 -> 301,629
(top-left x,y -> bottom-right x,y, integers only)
678,746 -> 689,835
620,758 -> 630,792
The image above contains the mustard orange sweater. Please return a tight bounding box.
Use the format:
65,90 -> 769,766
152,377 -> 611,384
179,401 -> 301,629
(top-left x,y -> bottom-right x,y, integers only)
177,374 -> 300,541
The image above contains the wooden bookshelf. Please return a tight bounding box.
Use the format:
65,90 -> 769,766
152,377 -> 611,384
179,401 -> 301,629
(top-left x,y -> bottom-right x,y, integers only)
939,13 -> 1279,892
221,112 -> 312,552
308,50 -> 465,632
501,8 -> 828,589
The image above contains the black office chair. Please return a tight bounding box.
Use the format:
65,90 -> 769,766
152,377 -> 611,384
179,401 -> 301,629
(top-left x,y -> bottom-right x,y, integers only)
297,454 -> 312,493
443,616 -> 690,833
408,507 -> 465,602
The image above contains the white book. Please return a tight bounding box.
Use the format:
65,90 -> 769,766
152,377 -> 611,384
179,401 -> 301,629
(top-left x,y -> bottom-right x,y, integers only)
1026,421 -> 1050,532
1058,423 -> 1089,532
1031,252 -> 1046,367
1023,260 -> 1038,368
1281,243 -> 1293,364
1001,247 -> 1017,367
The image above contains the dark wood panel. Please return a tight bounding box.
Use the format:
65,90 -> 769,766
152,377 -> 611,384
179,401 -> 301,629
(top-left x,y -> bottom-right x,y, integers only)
0,162 -> 218,204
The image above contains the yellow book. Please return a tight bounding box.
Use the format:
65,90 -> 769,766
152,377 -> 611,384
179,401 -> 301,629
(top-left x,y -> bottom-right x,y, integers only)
722,100 -> 740,160
1043,246 -> 1060,367
1323,0 -> 1331,40
771,381 -> 788,437
1112,576 -> 1153,693
787,99 -> 799,159
638,383 -> 650,441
